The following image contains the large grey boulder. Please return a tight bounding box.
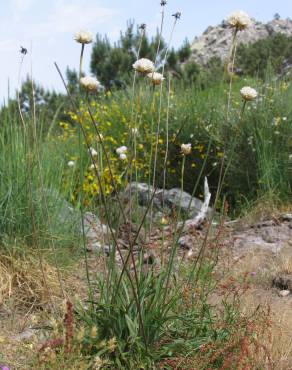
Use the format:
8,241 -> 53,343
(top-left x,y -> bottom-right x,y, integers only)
125,182 -> 165,210
82,212 -> 111,253
35,188 -> 80,235
164,188 -> 209,218
125,182 -> 212,219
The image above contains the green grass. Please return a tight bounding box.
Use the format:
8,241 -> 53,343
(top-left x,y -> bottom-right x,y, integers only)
0,103 -> 80,255
0,69 -> 290,369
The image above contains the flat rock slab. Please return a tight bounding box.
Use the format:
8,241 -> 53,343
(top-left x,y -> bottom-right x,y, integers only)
230,216 -> 292,254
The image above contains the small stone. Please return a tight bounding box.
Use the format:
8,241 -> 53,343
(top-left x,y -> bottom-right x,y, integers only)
178,235 -> 193,250
278,290 -> 290,297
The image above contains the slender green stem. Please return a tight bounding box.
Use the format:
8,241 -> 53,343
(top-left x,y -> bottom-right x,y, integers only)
162,74 -> 171,205
150,16 -> 179,231
178,155 -> 186,222
79,44 -> 85,80
226,29 -> 238,121
154,2 -> 166,66
54,62 -> 149,352
78,117 -> 94,302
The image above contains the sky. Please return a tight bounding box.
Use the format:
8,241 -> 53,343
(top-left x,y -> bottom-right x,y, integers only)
1,0 -> 292,104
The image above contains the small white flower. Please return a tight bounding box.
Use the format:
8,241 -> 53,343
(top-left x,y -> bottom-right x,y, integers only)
68,160 -> 75,167
133,58 -> 155,74
289,154 -> 292,161
147,72 -> 165,85
74,30 -> 93,44
119,153 -> 127,160
89,147 -> 98,156
274,131 -> 280,135
240,86 -> 258,101
116,146 -> 127,155
131,128 -> 138,135
80,76 -> 101,92
227,11 -> 251,31
181,143 -> 192,155
282,117 -> 287,121
90,164 -> 95,169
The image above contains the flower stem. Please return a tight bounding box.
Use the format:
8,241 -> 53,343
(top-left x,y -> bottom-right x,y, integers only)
79,44 -> 85,80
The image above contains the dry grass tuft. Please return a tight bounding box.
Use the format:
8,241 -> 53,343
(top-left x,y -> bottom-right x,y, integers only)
0,253 -> 62,309
239,198 -> 292,225
224,245 -> 292,369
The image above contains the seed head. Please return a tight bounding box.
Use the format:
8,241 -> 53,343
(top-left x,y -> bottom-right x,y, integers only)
74,30 -> 93,44
133,58 -> 155,74
240,86 -> 258,101
181,143 -> 192,155
172,12 -> 181,20
227,11 -> 251,31
147,72 -> 165,85
80,76 -> 101,92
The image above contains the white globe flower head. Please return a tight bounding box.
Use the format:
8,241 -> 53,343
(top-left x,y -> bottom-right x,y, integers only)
181,143 -> 192,155
68,160 -> 75,167
147,72 -> 165,85
80,76 -> 101,92
119,153 -> 127,160
74,30 -> 93,44
227,11 -> 251,31
133,58 -> 155,74
240,86 -> 258,101
89,147 -> 98,157
116,146 -> 127,155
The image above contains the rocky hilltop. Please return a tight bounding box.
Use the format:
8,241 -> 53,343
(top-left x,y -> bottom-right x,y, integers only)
190,17 -> 292,65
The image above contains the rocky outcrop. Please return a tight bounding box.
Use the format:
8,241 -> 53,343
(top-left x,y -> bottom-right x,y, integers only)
190,18 -> 292,65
